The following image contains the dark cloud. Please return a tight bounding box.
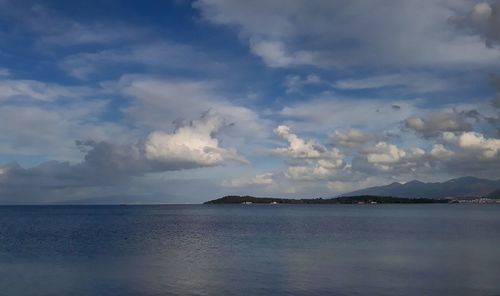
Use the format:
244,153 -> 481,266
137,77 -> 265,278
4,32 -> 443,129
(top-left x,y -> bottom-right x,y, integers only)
404,111 -> 479,138
330,129 -> 381,148
453,1 -> 500,47
489,73 -> 500,90
488,74 -> 500,109
195,0 -> 499,68
493,95 -> 500,109
487,74 -> 500,136
0,112 -> 245,203
0,142 -> 145,204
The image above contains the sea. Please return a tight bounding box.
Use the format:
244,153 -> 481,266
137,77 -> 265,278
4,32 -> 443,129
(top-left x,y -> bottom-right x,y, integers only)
0,204 -> 499,296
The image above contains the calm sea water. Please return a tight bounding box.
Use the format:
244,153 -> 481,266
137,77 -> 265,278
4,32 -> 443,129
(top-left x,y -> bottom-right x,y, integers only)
0,204 -> 499,296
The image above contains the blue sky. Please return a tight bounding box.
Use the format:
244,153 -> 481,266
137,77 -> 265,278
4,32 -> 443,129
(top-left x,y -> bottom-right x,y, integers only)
0,0 -> 499,204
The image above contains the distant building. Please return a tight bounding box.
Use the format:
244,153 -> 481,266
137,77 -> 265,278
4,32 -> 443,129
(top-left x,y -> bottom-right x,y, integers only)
457,198 -> 500,204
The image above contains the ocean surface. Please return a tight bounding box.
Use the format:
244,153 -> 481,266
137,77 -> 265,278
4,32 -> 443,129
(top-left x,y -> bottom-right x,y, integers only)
0,204 -> 499,296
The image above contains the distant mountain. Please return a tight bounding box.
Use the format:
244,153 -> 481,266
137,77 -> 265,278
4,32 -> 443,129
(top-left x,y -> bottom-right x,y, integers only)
343,177 -> 500,199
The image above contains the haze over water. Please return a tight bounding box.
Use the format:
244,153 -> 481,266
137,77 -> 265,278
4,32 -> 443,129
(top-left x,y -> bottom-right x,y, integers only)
1,204 -> 499,296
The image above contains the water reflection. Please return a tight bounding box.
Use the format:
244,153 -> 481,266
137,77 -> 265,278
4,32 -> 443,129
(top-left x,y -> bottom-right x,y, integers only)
0,205 -> 499,295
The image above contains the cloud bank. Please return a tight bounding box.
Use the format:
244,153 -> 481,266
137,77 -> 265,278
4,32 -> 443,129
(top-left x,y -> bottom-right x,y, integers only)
0,0 -> 499,203
0,111 -> 245,203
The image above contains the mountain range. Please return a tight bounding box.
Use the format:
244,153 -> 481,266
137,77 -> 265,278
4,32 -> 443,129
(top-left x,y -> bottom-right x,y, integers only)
343,177 -> 500,199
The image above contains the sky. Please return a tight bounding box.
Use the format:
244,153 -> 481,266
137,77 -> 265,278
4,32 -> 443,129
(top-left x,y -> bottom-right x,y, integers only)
0,0 -> 499,204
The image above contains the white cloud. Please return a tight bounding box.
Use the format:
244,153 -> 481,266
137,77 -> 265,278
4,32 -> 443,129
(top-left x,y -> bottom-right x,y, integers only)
430,144 -> 454,159
60,42 -> 221,79
284,161 -> 346,181
268,125 -> 350,183
366,142 -> 408,164
0,76 -> 137,160
273,125 -> 324,158
1,0 -> 499,203
0,79 -> 87,102
443,131 -> 500,159
0,111 -> 248,203
117,75 -> 272,148
363,141 -> 428,173
222,173 -> 274,187
216,122 -> 500,196
249,39 -> 315,67
0,102 -> 136,159
144,110 -> 247,167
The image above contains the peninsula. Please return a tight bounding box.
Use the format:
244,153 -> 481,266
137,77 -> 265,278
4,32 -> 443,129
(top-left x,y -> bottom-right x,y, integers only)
204,195 -> 450,204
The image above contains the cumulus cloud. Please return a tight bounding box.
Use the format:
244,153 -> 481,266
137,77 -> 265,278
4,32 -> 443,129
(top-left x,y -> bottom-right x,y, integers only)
411,131 -> 500,177
366,142 -> 409,165
242,125 -> 349,188
351,131 -> 500,180
330,128 -> 377,148
0,71 -> 272,203
144,110 -> 247,167
0,111 -> 246,203
224,121 -> 500,196
269,126 -> 436,190
404,111 -> 479,138
284,161 -> 347,181
2,0 -> 499,202
364,142 -> 427,172
273,125 -> 325,158
259,125 -> 352,186
443,131 -> 500,159
454,1 -> 500,47
430,144 -> 455,160
116,76 -> 270,143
